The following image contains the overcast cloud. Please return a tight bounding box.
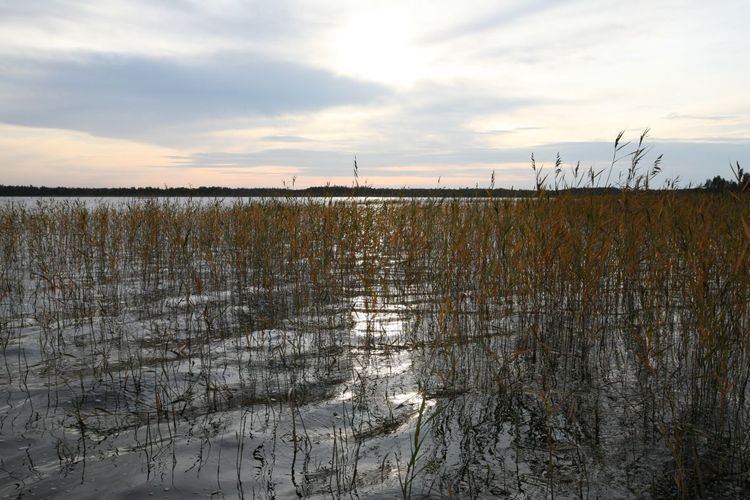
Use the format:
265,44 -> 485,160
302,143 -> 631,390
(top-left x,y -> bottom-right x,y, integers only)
0,54 -> 387,139
0,0 -> 748,188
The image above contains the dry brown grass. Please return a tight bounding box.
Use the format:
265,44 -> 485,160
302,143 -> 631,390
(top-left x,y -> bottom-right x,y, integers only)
1,185 -> 749,497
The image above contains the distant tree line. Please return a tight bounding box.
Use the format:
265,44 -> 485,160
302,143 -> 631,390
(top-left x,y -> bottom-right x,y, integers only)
0,184 -> 543,198
702,163 -> 749,192
703,175 -> 750,191
1,176 -> 746,198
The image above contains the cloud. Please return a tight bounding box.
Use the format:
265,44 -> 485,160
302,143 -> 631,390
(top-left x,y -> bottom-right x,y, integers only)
0,1 -> 309,59
260,135 -> 308,143
0,123 -> 180,187
0,1 -> 748,190
407,93 -> 533,118
176,149 -> 352,170
421,0 -> 571,43
169,139 -> 750,187
0,53 -> 387,140
665,112 -> 737,122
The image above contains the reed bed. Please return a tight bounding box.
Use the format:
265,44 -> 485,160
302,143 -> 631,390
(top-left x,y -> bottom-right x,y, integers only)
0,189 -> 749,498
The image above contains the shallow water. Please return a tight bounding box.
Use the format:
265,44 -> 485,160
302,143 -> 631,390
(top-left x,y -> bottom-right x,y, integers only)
0,283 -> 429,499
0,276 -> 676,499
1,198 -> 748,499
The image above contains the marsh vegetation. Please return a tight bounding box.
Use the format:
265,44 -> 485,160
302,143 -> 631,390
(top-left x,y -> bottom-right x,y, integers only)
1,173 -> 749,498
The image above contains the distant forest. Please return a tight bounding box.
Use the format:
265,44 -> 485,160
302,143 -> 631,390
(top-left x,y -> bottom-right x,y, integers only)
0,175 -> 746,198
0,184 -> 561,197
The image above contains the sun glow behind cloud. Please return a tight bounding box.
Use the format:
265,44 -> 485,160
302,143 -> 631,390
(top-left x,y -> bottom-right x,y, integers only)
329,8 -> 428,87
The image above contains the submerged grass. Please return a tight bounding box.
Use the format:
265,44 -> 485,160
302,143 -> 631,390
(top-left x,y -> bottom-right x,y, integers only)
0,180 -> 749,497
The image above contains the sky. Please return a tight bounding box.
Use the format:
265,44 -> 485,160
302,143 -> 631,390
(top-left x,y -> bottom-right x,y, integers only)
1,0 -> 749,189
